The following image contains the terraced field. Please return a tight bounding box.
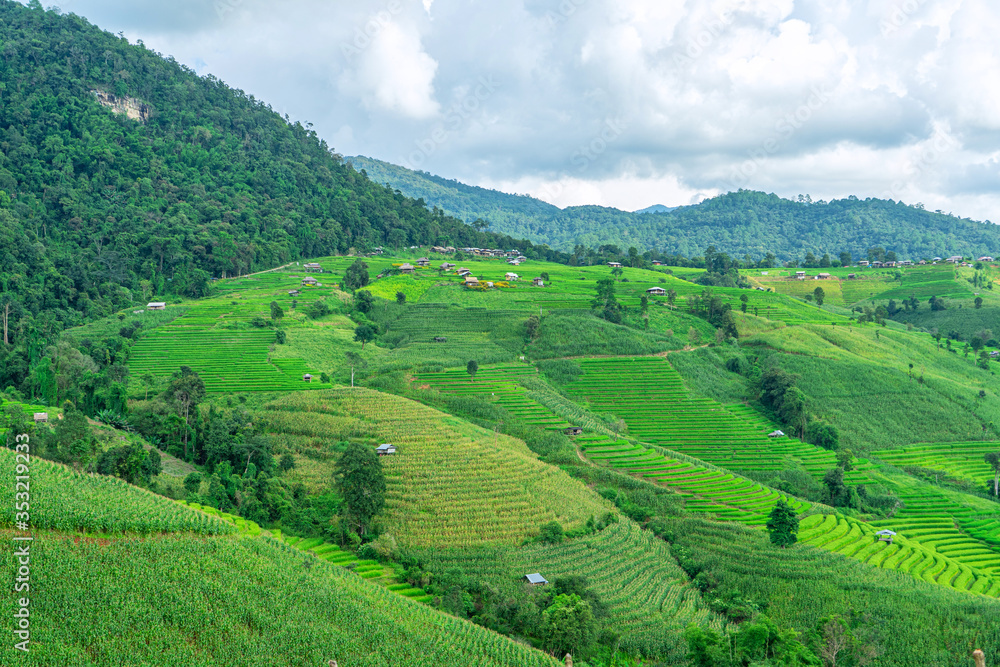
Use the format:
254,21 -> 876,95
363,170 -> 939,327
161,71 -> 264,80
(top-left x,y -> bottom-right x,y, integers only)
412,363 -> 571,431
579,436 -> 809,525
564,356 -> 870,482
422,520 -> 721,660
876,441 -> 1000,488
129,269 -> 334,393
257,388 -> 610,547
798,510 -> 1000,597
383,304 -> 527,366
131,329 -> 326,393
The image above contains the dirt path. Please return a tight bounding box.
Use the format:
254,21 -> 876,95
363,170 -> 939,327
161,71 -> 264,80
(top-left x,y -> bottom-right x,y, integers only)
232,262 -> 296,279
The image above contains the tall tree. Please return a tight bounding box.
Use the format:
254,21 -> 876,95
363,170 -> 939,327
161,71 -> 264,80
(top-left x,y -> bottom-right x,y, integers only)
165,367 -> 206,460
467,359 -> 479,381
766,499 -> 799,548
353,324 -> 376,351
334,441 -> 386,536
343,260 -> 370,292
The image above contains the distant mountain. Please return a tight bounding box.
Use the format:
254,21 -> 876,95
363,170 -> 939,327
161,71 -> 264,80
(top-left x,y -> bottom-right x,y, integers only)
634,204 -> 676,214
348,155 -> 1000,261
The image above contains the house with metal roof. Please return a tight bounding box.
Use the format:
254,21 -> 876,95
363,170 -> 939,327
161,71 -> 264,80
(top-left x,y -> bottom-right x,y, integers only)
524,573 -> 548,585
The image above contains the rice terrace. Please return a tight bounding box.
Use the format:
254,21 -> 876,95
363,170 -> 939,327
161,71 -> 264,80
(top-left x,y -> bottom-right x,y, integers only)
5,2 -> 1000,666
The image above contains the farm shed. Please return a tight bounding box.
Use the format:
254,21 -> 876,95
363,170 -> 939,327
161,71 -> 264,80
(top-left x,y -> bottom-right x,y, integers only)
302,276 -> 318,285
400,263 -> 415,274
564,426 -> 583,436
303,263 -> 323,272
875,529 -> 896,543
608,262 -> 622,268
646,287 -> 666,295
303,374 -> 313,382
532,277 -> 544,287
794,271 -> 806,280
768,430 -> 785,437
417,257 -> 430,266
147,302 -> 166,310
288,290 -> 300,296
33,413 -> 48,424
816,273 -> 831,279
376,443 -> 397,456
524,573 -> 548,585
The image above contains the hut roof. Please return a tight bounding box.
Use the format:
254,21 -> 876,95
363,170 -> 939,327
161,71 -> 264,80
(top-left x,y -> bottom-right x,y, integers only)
524,573 -> 548,585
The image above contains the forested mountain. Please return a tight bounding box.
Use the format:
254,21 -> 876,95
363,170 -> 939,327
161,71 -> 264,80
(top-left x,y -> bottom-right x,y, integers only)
0,0 -> 563,389
349,155 -> 1000,260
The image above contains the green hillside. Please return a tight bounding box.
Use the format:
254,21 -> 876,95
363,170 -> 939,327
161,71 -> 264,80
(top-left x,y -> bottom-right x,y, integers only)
348,155 -> 1000,260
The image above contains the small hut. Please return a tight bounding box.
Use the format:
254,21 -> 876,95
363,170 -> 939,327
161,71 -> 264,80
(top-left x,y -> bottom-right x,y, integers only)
875,529 -> 896,544
303,262 -> 323,272
416,257 -> 430,267
303,373 -> 313,383
646,286 -> 666,295
376,443 -> 397,456
524,573 -> 548,585
564,426 -> 583,436
464,276 -> 480,287
768,429 -> 785,438
532,277 -> 544,287
33,413 -> 48,424
433,336 -> 447,343
400,263 -> 415,274
146,302 -> 166,310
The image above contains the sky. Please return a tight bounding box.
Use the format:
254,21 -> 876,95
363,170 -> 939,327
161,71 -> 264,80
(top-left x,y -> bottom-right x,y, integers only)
43,0 -> 1000,220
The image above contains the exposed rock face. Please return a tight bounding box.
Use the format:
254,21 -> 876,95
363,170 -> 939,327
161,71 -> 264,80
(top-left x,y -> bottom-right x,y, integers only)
92,89 -> 150,122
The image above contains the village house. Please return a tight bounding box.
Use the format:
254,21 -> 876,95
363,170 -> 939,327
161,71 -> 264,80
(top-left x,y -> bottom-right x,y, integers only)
147,302 -> 166,310
505,272 -> 519,281
457,267 -> 471,276
564,426 -> 583,436
301,276 -> 318,286
646,286 -> 667,295
532,277 -> 544,287
857,260 -> 870,267
652,260 -> 663,266
464,276 -> 480,287
440,262 -> 455,270
416,257 -> 430,267
947,256 -> 964,263
795,271 -> 806,280
608,261 -> 623,268
980,256 -> 995,262
33,413 -> 48,424
816,273 -> 831,279
303,262 -> 323,272
399,263 -> 415,274
376,443 -> 397,456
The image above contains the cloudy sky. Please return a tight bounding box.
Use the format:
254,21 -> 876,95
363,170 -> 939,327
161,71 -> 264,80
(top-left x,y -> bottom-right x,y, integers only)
46,0 -> 1000,219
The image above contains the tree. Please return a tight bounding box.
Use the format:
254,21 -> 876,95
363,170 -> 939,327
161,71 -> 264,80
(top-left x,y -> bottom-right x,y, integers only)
526,314 -> 540,340
396,291 -> 406,304
986,453 -> 1000,497
766,499 -> 799,548
806,421 -> 839,450
667,289 -> 677,307
813,286 -> 825,306
355,289 -> 374,313
823,467 -> 853,507
183,471 -> 202,495
542,594 -> 597,658
839,251 -> 851,267
740,293 -> 748,313
354,324 -> 376,350
269,301 -> 283,320
836,449 -> 854,472
467,359 -> 478,381
345,351 -> 367,387
334,441 -> 386,536
343,259 -> 370,291
165,367 -> 205,460
975,296 -> 984,309
538,520 -> 564,544
640,294 -> 649,315
687,327 -> 701,346
279,453 -> 296,472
